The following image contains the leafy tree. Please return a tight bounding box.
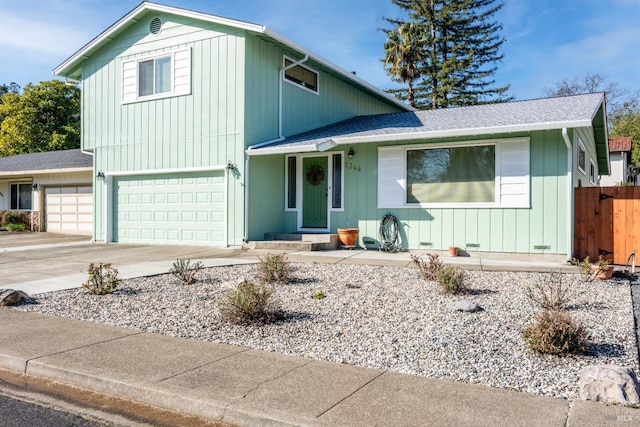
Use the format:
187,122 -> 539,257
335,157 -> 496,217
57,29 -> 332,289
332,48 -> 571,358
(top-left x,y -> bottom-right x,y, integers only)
383,0 -> 512,109
543,73 -> 639,121
0,80 -> 80,157
0,83 -> 20,99
610,108 -> 640,166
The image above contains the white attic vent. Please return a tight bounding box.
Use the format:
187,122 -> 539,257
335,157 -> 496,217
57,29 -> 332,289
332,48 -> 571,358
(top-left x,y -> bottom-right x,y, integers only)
149,17 -> 163,35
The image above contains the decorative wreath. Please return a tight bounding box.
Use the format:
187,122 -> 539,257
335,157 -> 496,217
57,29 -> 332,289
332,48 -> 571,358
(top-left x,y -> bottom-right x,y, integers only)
306,164 -> 325,186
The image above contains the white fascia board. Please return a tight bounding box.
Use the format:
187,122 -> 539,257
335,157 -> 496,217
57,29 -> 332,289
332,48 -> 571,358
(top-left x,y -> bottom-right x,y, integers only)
0,167 -> 92,177
246,141 -> 332,156
106,165 -> 226,177
330,120 -> 594,145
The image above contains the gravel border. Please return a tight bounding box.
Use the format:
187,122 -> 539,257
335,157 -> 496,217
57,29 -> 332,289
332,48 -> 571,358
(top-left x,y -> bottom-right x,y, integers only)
11,262 -> 640,400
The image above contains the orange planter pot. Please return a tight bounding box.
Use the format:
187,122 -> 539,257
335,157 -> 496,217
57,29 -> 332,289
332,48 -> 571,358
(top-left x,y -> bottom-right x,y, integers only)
448,246 -> 459,256
337,228 -> 359,247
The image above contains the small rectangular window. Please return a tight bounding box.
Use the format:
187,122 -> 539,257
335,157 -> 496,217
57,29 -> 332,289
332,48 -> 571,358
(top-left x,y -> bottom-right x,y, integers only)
10,183 -> 32,210
138,55 -> 172,97
332,154 -> 342,209
590,160 -> 596,184
578,140 -> 586,174
287,156 -> 297,209
284,57 -> 318,93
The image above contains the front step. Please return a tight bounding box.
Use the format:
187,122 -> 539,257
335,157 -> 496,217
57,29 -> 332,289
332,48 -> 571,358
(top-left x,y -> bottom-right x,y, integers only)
247,233 -> 340,251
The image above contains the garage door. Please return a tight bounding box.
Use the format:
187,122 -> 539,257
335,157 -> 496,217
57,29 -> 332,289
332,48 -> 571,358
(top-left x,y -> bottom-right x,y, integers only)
113,172 -> 225,245
45,186 -> 93,233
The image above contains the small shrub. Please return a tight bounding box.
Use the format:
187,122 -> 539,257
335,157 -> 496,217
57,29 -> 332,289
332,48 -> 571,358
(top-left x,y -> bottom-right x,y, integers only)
2,211 -> 28,227
169,258 -> 203,285
217,280 -> 274,324
6,223 -> 26,232
572,256 -> 594,282
525,272 -> 570,311
522,309 -> 589,355
313,291 -> 326,300
83,263 -> 121,295
257,253 -> 293,284
437,265 -> 467,294
411,253 -> 443,281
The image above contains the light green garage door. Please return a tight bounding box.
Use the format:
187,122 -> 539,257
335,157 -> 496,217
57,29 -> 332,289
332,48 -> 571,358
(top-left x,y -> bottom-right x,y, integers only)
113,172 -> 225,245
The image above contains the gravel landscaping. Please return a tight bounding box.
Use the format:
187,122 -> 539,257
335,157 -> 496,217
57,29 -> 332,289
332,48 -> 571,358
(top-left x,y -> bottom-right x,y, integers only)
11,262 -> 639,400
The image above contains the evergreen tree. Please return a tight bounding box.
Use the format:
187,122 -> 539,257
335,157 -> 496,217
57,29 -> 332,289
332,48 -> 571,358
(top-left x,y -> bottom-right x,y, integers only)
383,0 -> 512,109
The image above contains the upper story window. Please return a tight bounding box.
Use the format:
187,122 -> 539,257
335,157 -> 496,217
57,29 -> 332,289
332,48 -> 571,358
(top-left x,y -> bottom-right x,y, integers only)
10,183 -> 32,210
283,56 -> 319,94
122,48 -> 191,103
590,160 -> 596,185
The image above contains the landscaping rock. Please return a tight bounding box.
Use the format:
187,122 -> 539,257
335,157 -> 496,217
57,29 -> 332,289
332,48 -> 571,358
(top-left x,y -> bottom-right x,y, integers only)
0,289 -> 31,307
578,364 -> 640,405
447,299 -> 482,312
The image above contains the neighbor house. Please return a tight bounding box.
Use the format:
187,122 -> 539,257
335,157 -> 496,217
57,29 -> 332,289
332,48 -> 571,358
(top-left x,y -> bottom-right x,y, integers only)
600,136 -> 633,186
0,149 -> 93,232
53,2 -> 609,261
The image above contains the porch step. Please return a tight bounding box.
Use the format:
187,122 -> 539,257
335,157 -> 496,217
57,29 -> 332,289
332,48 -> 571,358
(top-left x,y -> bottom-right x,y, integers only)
247,233 -> 339,251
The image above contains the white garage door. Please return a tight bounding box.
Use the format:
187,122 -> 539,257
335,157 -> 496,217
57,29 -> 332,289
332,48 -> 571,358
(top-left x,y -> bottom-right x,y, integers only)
45,186 -> 93,233
113,172 -> 225,245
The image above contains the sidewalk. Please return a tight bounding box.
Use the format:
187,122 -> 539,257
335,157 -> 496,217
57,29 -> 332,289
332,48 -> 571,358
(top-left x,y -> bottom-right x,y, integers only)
0,309 -> 635,426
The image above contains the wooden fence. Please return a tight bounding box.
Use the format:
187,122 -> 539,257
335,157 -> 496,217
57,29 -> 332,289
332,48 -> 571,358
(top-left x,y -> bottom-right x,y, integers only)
574,186 -> 640,265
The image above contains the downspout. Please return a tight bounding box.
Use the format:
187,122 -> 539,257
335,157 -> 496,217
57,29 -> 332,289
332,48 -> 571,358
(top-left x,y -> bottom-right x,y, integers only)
562,128 -> 573,261
243,54 -> 309,242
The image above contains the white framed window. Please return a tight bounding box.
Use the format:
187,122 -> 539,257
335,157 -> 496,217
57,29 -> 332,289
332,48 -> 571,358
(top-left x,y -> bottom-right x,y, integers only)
283,56 -> 319,94
122,48 -> 191,103
378,138 -> 530,209
284,152 -> 343,211
10,183 -> 32,210
590,160 -> 596,185
577,139 -> 586,174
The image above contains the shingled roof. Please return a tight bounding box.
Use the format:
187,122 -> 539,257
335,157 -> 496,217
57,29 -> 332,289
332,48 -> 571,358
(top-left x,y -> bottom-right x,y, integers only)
609,136 -> 632,152
0,149 -> 92,174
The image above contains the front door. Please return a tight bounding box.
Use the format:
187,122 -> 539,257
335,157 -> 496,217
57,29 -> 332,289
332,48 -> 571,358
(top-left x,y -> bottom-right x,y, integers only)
302,156 -> 328,229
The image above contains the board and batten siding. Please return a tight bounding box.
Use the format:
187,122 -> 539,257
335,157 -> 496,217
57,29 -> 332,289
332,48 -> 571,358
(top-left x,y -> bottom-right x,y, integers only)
243,34 -> 405,146
82,13 -> 246,244
274,130 -> 569,254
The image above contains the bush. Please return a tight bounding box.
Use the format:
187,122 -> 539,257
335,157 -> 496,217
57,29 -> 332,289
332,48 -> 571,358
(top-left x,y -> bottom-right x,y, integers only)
83,263 -> 121,295
571,256 -> 594,282
257,253 -> 293,284
2,211 -> 29,227
217,280 -> 274,324
522,309 -> 589,355
411,253 -> 443,281
169,258 -> 203,285
6,223 -> 26,232
437,265 -> 467,294
525,272 -> 570,311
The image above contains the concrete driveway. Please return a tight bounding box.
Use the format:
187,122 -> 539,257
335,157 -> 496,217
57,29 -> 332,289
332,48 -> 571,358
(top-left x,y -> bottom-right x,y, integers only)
0,232 -> 245,290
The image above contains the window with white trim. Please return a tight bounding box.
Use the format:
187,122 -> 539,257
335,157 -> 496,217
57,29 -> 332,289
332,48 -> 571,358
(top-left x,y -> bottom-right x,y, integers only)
577,139 -> 586,174
590,160 -> 596,185
122,48 -> 191,103
285,153 -> 343,210
10,183 -> 32,210
283,56 -> 319,94
378,138 -> 530,208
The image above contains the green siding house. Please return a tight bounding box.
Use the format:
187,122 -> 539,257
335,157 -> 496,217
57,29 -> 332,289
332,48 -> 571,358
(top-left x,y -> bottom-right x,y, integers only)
55,2 -> 609,261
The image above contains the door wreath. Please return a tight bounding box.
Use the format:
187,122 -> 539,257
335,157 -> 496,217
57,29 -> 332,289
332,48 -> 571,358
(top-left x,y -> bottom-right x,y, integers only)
306,164 -> 325,186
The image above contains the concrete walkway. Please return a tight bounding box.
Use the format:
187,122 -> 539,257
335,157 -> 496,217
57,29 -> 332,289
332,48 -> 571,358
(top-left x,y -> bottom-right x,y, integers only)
0,236 -> 637,425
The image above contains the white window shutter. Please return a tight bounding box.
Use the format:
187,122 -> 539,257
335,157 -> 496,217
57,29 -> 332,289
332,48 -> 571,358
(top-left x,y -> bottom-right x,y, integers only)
122,59 -> 137,104
173,48 -> 191,96
378,147 -> 405,208
498,139 -> 530,207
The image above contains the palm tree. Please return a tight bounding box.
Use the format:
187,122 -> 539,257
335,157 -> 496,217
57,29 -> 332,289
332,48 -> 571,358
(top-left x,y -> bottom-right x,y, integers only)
382,22 -> 425,108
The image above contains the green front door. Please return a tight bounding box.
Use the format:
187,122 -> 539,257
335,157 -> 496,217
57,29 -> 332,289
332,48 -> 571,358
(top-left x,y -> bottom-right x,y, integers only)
302,157 -> 328,229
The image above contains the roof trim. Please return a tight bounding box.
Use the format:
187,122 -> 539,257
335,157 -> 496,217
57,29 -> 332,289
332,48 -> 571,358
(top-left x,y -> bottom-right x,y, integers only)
246,118 -> 595,156
0,167 -> 93,177
53,1 -> 411,112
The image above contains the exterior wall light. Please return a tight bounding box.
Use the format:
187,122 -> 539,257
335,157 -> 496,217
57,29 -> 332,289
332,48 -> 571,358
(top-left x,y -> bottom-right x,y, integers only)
31,183 -> 38,190
348,147 -> 355,159
96,171 -> 106,179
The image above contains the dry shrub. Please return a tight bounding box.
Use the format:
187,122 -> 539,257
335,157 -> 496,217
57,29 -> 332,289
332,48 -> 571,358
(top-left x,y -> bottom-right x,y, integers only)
170,258 -> 203,285
522,310 -> 589,355
411,253 -> 443,281
258,253 -> 293,284
437,265 -> 467,294
83,263 -> 121,295
217,280 -> 274,325
525,272 -> 571,311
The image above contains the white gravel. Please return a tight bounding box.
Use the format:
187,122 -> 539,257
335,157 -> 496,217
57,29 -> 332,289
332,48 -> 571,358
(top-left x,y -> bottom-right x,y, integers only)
11,262 -> 639,399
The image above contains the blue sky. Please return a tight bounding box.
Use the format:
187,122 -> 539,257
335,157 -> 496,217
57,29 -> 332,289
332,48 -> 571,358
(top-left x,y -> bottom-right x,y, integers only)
1,0 -> 639,101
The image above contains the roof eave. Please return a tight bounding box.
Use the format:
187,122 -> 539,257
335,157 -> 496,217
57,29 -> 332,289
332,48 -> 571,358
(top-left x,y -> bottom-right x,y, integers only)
0,167 -> 93,177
